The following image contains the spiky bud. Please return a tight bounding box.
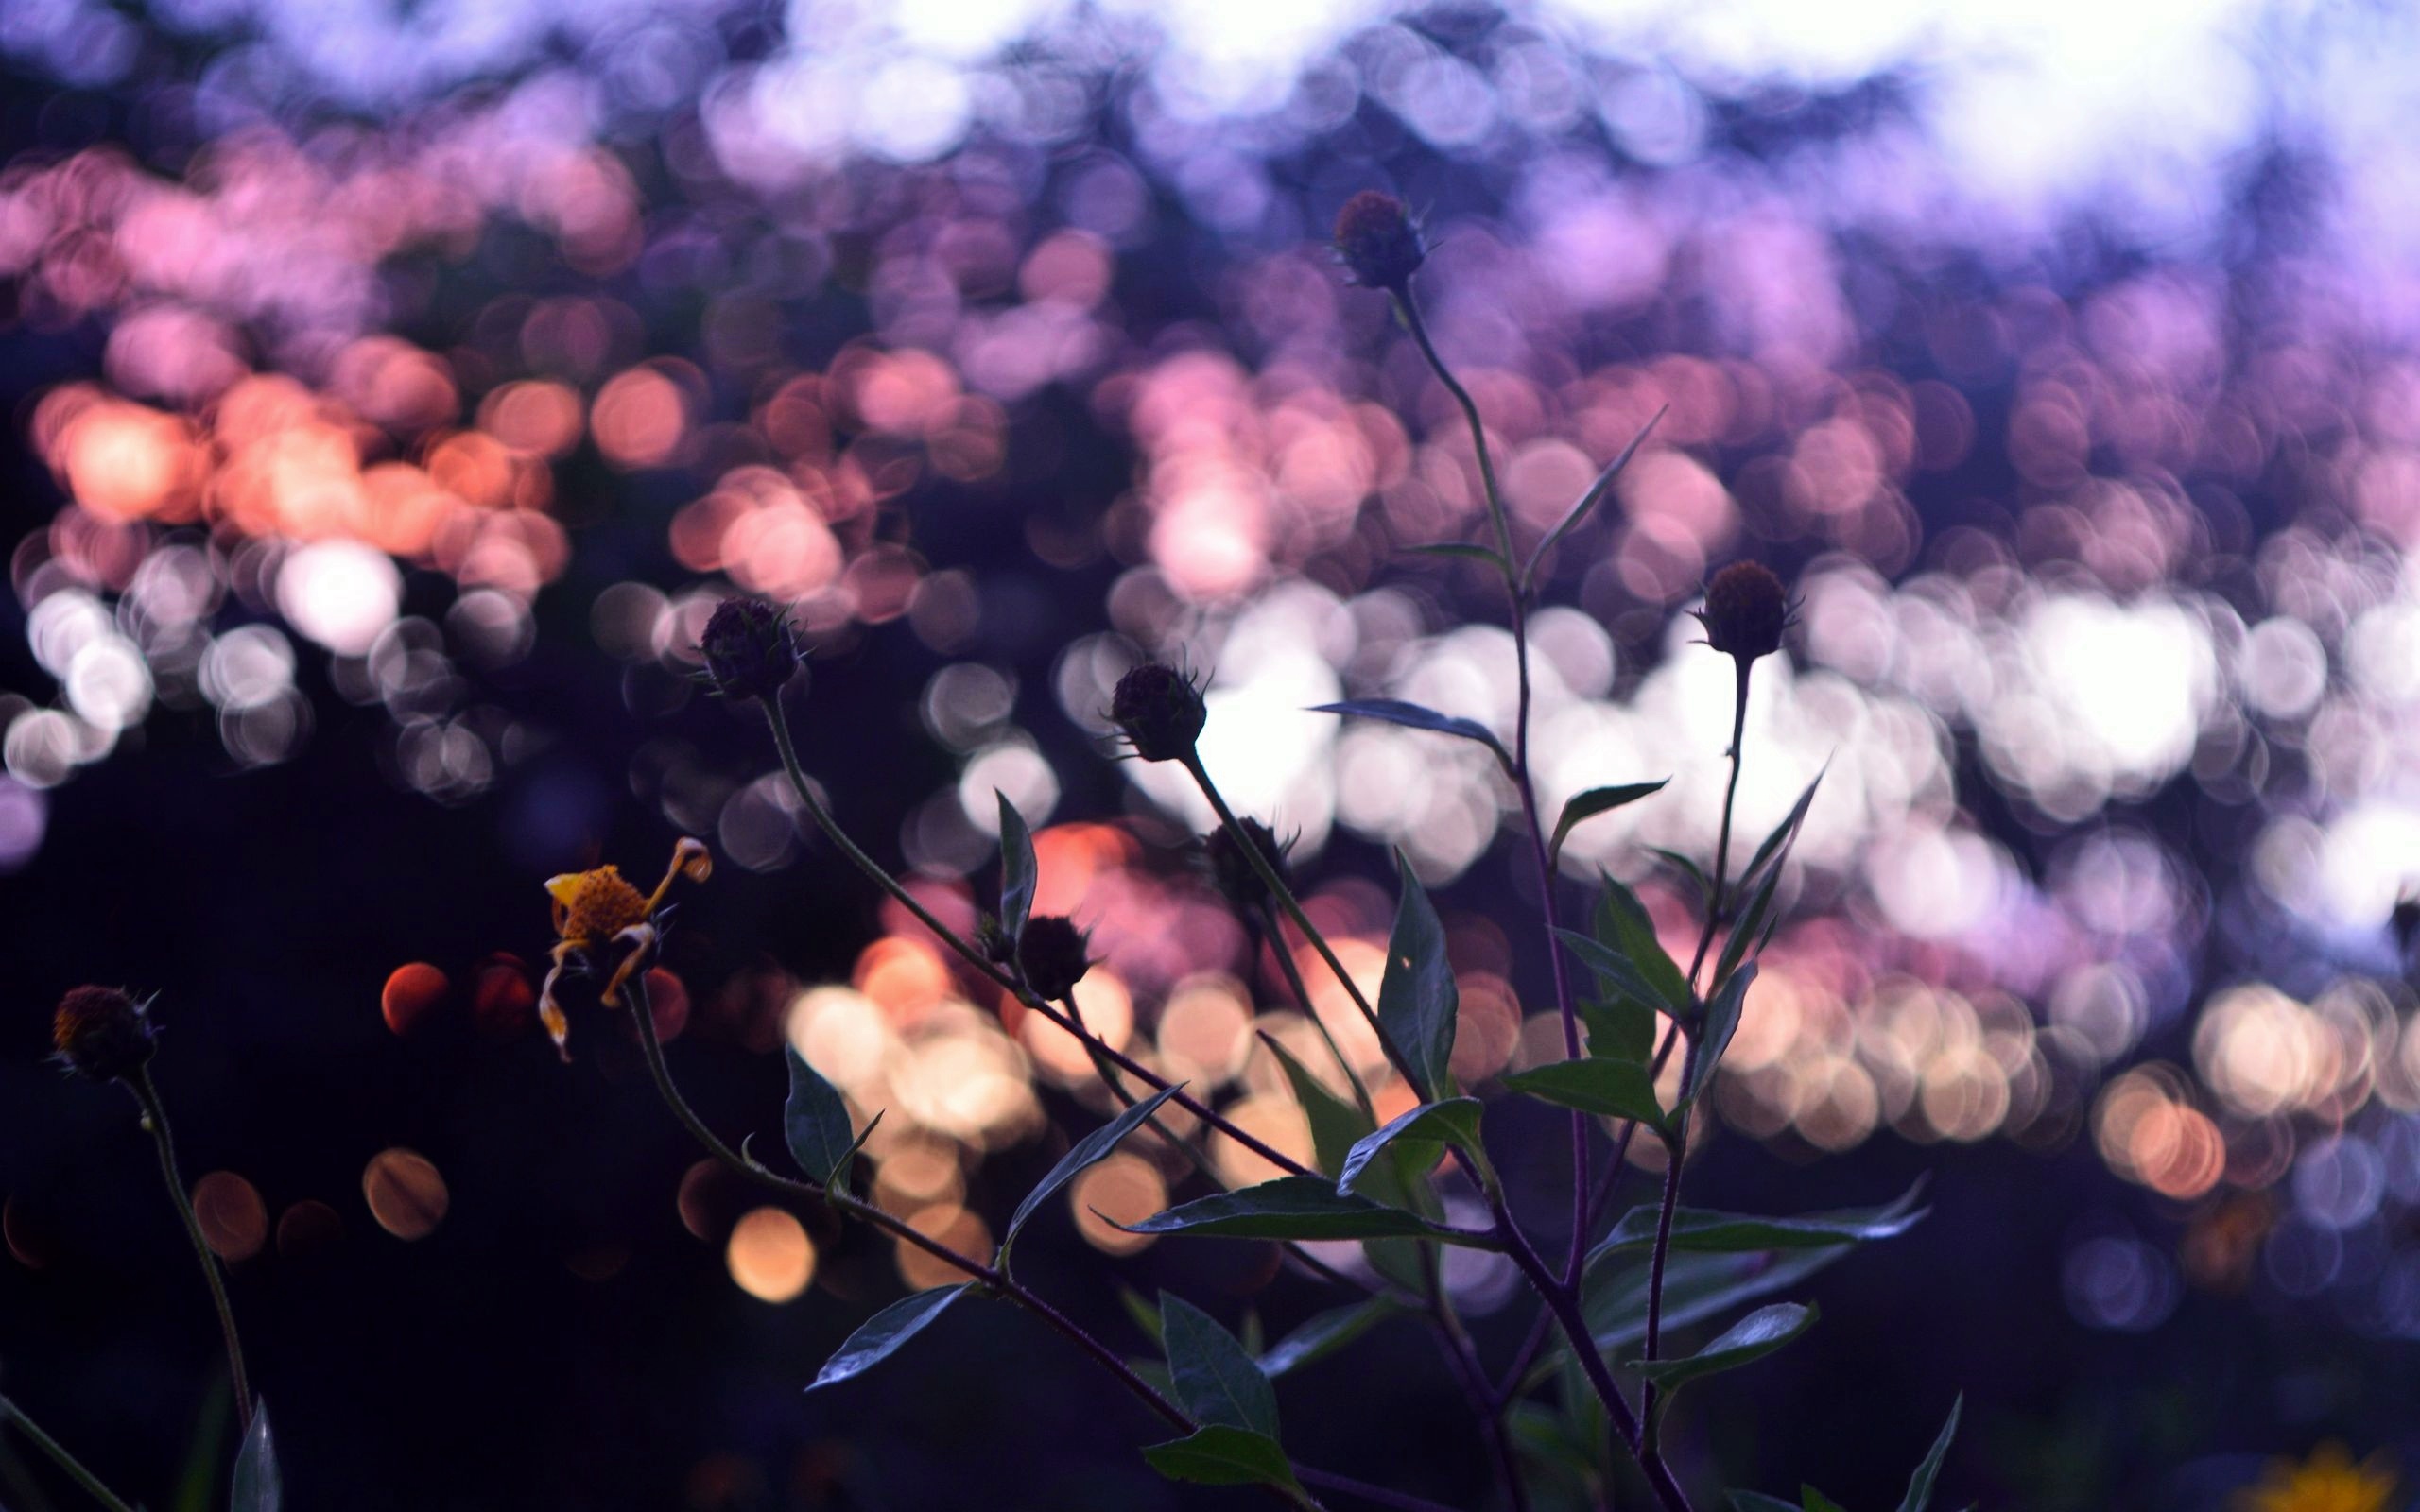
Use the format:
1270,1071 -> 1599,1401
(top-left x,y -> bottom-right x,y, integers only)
1693,562 -> 1790,663
697,596 -> 800,702
1204,818 -> 1290,916
1332,191 -> 1426,293
52,986 -> 157,1083
1017,915 -> 1094,1002
1109,662 -> 1206,764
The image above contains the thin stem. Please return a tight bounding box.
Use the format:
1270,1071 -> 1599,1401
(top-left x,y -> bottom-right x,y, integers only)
1297,1465 -> 1469,1512
1424,1287 -> 1529,1512
1254,900 -> 1378,1124
0,1399 -> 137,1512
1685,667 -> 1754,990
127,1069 -> 251,1435
763,698 -> 1317,1181
1638,1039 -> 1703,1428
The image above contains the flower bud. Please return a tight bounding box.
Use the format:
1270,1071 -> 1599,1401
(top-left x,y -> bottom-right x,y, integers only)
1016,915 -> 1094,1002
1109,662 -> 1206,764
1692,561 -> 1790,663
974,914 -> 1016,966
697,596 -> 800,702
1203,818 -> 1289,915
1332,191 -> 1426,293
52,986 -> 158,1082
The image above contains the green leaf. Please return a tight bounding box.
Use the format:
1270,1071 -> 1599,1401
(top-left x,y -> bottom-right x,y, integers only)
1141,1425 -> 1303,1496
1337,1097 -> 1485,1197
230,1404 -> 280,1512
1159,1295 -> 1280,1437
1002,1083 -> 1185,1265
1651,847 -> 1712,908
1578,994 -> 1657,1064
1631,1301 -> 1817,1400
1807,1490 -> 1852,1512
784,1047 -> 860,1188
1259,1032 -> 1374,1179
1596,873 -> 1692,1013
1687,963 -> 1756,1107
1312,699 -> 1511,770
1116,1176 -> 1495,1246
1590,1182 -> 1930,1264
1257,1297 -> 1400,1378
1377,851 -> 1460,1101
1715,852 -> 1785,990
1119,1285 -> 1164,1346
1554,926 -> 1671,1024
1522,404 -> 1667,590
1501,1058 -> 1665,1129
1583,1245 -> 1851,1352
1730,765 -> 1824,907
1409,541 -> 1511,570
808,1284 -> 971,1391
1895,1395 -> 1962,1512
995,789 -> 1038,943
1731,1496 -> 1802,1512
1547,781 -> 1669,870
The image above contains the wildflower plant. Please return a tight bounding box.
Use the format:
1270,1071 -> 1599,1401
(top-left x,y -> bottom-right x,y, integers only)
511,189 -> 1970,1512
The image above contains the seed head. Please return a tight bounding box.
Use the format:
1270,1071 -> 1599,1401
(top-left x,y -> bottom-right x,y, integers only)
1017,915 -> 1094,1002
1109,662 -> 1207,764
52,986 -> 158,1083
1203,818 -> 1291,915
1332,191 -> 1426,293
1692,561 -> 1791,663
696,596 -> 800,703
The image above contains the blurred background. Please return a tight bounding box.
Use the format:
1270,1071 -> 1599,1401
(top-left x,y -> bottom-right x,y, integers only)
4,0 -> 2420,1507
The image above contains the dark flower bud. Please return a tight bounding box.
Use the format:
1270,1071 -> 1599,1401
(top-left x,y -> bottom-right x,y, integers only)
1204,818 -> 1290,915
1332,191 -> 1426,293
1109,662 -> 1206,764
697,596 -> 800,702
2395,895 -> 2420,958
1017,915 -> 1094,1002
1692,562 -> 1791,663
52,986 -> 157,1083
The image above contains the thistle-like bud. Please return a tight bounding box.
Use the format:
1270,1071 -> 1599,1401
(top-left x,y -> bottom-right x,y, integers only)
52,985 -> 158,1083
1692,562 -> 1791,664
1332,190 -> 1426,293
697,596 -> 800,702
1109,662 -> 1206,764
1017,915 -> 1094,1002
1203,818 -> 1290,916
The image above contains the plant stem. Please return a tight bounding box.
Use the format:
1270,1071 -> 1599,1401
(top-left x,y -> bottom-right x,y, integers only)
762,698 -> 1317,1180
0,1399 -> 137,1512
1253,900 -> 1378,1124
1638,1037 -> 1703,1434
127,1068 -> 251,1435
1423,1282 -> 1529,1512
1393,285 -> 1593,1287
1297,1464 -> 1469,1512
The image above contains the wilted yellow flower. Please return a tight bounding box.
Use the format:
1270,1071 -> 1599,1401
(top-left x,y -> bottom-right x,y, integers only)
2236,1444 -> 2397,1512
538,838 -> 711,1059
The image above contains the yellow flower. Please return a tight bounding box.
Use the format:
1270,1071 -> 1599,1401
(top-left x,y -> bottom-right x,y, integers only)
2237,1444 -> 2397,1512
537,838 -> 711,1059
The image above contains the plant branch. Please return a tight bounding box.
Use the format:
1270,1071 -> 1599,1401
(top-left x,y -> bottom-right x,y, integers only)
127,1069 -> 251,1435
0,1399 -> 137,1512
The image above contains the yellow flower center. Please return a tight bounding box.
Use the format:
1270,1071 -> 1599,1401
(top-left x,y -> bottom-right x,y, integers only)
546,866 -> 651,942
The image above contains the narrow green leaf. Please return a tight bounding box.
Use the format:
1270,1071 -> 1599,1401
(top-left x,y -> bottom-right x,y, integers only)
1312,699 -> 1511,770
1501,1058 -> 1665,1129
1002,1083 -> 1185,1263
1377,851 -> 1459,1101
1731,1496 -> 1801,1512
1141,1425 -> 1304,1495
1592,1184 -> 1929,1263
1116,1176 -> 1495,1246
1578,995 -> 1657,1064
1547,781 -> 1669,870
230,1404 -> 280,1512
1894,1395 -> 1962,1512
1687,963 -> 1756,1107
1651,847 -> 1712,908
1259,1032 -> 1374,1179
1806,1490 -> 1852,1512
1160,1295 -> 1280,1437
1554,926 -> 1669,1022
1337,1097 -> 1484,1197
1409,541 -> 1511,570
1630,1301 -> 1817,1400
808,1284 -> 971,1390
1522,404 -> 1667,589
1597,873 -> 1691,1012
1583,1245 -> 1851,1352
1715,853 -> 1784,990
784,1047 -> 860,1188
1119,1285 -> 1164,1346
1257,1297 -> 1400,1378
995,789 -> 1038,943
1730,765 -> 1824,907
